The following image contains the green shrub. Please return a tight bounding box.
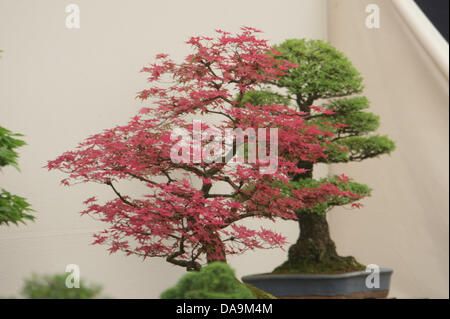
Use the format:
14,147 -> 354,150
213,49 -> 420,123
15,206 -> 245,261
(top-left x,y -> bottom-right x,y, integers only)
161,262 -> 255,299
21,273 -> 104,299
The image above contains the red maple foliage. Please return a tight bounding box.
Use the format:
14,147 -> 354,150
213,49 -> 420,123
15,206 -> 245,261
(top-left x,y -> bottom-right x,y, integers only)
47,27 -> 357,271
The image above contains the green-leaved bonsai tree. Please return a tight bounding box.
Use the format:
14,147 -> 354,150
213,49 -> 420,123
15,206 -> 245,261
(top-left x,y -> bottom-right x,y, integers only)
0,126 -> 34,226
242,39 -> 395,274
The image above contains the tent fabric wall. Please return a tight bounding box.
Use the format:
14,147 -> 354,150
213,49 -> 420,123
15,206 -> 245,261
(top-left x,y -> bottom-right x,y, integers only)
327,0 -> 449,298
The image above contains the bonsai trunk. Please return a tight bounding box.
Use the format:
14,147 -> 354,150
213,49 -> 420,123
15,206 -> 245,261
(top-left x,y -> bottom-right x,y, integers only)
274,212 -> 364,274
290,212 -> 339,264
205,233 -> 227,264
206,247 -> 227,264
274,152 -> 364,274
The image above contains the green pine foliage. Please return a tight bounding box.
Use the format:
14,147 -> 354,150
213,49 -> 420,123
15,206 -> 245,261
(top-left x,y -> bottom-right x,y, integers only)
238,89 -> 290,108
161,262 -> 256,299
0,126 -> 34,226
273,39 -> 364,108
330,135 -> 396,163
292,176 -> 372,215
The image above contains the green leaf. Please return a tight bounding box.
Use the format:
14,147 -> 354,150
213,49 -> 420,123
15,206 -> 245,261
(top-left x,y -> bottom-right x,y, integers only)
0,189 -> 35,226
0,126 -> 26,170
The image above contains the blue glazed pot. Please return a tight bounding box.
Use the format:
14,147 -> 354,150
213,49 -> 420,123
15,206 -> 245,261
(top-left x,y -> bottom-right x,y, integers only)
242,268 -> 393,299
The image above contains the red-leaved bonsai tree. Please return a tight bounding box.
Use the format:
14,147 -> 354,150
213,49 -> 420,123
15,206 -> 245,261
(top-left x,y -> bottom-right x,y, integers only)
47,28 -> 357,271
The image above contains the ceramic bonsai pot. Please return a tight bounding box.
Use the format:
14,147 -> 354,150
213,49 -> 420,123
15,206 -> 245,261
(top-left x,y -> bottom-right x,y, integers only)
242,268 -> 393,299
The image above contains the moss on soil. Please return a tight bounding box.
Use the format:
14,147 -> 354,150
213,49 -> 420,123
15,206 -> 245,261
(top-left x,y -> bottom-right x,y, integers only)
244,283 -> 277,299
273,255 -> 365,275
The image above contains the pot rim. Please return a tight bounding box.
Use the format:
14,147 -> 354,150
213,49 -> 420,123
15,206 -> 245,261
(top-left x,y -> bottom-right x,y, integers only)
242,267 -> 393,281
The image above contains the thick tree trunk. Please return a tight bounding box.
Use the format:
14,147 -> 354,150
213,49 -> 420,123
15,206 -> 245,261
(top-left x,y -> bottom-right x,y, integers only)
288,213 -> 338,263
274,136 -> 364,273
274,212 -> 364,273
206,253 -> 226,264
206,250 -> 226,264
290,159 -> 339,262
205,235 -> 227,264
